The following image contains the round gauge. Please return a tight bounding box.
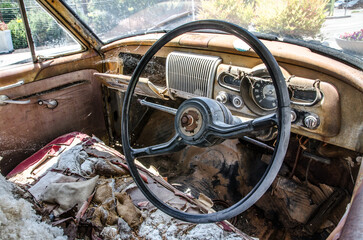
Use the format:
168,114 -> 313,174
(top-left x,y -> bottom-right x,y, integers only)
251,81 -> 277,110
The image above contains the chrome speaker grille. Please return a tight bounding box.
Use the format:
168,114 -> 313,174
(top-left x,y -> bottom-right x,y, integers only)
166,52 -> 221,98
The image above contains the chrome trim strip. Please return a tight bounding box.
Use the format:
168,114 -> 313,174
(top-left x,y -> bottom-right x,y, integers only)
0,80 -> 25,91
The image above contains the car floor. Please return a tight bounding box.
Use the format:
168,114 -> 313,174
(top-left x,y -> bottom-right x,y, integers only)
2,132 -> 248,240
131,111 -> 358,240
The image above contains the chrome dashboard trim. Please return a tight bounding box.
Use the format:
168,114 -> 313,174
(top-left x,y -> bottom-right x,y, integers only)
166,51 -> 221,98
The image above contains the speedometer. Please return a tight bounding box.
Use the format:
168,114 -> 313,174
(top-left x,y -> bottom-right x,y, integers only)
251,80 -> 277,110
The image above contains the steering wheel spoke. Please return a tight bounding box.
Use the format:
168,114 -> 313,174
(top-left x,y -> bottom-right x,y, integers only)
138,99 -> 177,115
131,134 -> 186,158
208,113 -> 277,139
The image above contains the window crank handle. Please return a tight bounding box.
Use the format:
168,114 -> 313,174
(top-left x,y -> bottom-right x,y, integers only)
0,95 -> 30,105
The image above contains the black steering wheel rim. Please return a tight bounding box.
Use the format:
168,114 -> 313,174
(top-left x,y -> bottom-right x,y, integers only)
122,20 -> 291,223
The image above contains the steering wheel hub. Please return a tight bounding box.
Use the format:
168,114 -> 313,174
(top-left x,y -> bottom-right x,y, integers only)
180,108 -> 201,135
175,97 -> 235,147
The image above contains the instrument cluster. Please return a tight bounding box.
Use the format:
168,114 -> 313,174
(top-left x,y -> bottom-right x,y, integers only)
215,64 -> 325,131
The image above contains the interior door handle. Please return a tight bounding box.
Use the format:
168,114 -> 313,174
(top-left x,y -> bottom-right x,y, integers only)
0,95 -> 31,105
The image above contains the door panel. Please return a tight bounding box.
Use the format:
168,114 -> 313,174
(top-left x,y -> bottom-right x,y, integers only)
0,69 -> 107,175
0,51 -> 101,86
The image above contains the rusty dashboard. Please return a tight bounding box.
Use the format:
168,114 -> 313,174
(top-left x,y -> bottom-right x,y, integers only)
162,51 -> 340,139
98,33 -> 363,153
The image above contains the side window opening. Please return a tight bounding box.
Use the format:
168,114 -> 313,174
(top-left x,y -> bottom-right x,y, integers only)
24,0 -> 83,60
0,0 -> 31,68
0,0 -> 84,70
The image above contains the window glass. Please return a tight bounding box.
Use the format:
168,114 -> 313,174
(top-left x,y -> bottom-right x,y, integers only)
0,0 -> 31,69
64,0 -> 192,43
64,0 -> 363,62
0,0 -> 83,69
24,0 -> 83,59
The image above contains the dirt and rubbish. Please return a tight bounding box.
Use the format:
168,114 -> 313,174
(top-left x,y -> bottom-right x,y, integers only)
2,131 -> 357,240
0,174 -> 66,239
2,132 -> 248,240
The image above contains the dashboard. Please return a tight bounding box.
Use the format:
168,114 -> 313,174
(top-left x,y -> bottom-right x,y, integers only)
163,51 -> 340,140
99,32 -> 363,152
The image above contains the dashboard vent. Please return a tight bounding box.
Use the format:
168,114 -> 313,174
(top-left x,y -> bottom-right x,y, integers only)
166,52 -> 221,98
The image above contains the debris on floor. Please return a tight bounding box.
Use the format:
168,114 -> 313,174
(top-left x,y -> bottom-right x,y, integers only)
0,174 -> 66,240
138,209 -> 246,240
4,132 -> 250,240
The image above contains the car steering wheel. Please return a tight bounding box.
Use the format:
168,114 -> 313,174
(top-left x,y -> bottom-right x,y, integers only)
122,20 -> 291,223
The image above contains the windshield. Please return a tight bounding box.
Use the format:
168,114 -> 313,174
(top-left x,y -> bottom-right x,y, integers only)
63,0 -> 363,61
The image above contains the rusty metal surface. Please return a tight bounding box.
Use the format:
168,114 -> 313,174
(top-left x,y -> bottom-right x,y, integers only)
179,33 -> 211,48
0,51 -> 102,88
181,110 -> 200,133
101,36 -> 362,152
101,33 -> 363,93
289,77 -> 341,138
0,70 -> 107,175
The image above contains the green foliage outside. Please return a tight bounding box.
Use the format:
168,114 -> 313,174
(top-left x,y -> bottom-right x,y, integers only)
7,18 -> 27,49
27,11 -> 65,47
69,0 -> 164,36
6,0 -> 166,49
198,0 -> 254,28
0,1 -> 18,23
6,2 -> 66,49
5,0 -> 330,49
253,0 -> 328,38
198,0 -> 329,39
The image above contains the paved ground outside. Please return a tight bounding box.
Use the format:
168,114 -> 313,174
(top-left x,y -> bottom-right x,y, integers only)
322,8 -> 363,50
0,45 -> 82,70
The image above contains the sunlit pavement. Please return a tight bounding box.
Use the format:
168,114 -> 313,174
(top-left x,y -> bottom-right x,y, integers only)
322,8 -> 363,50
1,8 -> 362,69
0,45 -> 81,69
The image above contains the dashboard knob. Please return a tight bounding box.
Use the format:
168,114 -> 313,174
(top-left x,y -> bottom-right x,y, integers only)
216,91 -> 228,104
304,115 -> 319,129
291,110 -> 297,123
232,95 -> 243,109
